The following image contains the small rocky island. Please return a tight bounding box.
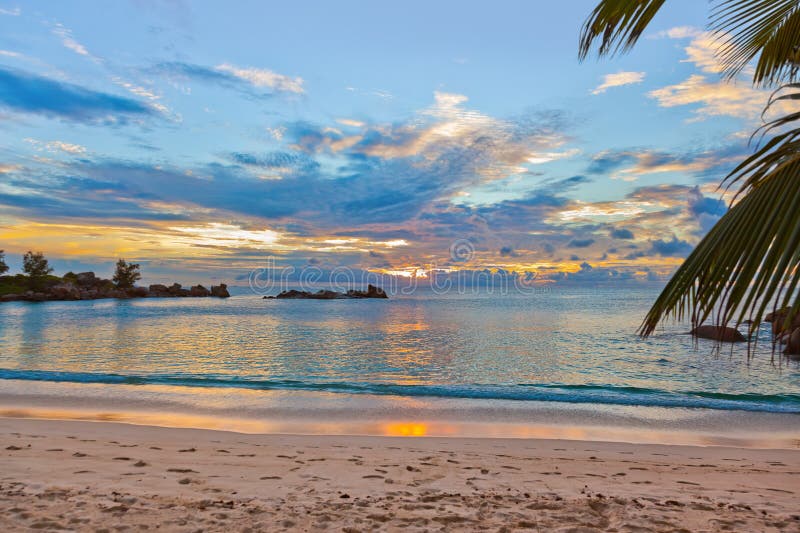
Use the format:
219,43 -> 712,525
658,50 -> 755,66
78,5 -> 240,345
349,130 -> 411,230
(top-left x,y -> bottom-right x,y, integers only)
0,251 -> 230,303
264,284 -> 388,300
0,271 -> 230,302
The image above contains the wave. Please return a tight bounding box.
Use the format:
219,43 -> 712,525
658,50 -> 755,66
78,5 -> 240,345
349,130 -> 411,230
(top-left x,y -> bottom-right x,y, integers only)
1,368 -> 799,414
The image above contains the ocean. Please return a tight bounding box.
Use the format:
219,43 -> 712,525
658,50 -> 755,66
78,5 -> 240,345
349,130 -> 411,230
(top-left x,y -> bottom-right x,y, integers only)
0,284 -> 798,417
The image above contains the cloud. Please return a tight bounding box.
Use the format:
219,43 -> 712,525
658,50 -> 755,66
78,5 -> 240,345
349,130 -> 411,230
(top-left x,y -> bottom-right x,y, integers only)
591,71 -> 645,95
688,185 -> 726,235
648,74 -> 764,120
499,245 -> 518,257
0,67 -> 156,123
289,92 -> 578,187
24,138 -> 86,155
0,7 -> 20,16
151,61 -> 304,95
590,146 -> 746,181
0,163 -> 20,173
649,236 -> 693,257
567,238 -> 595,248
215,63 -> 304,94
51,23 -> 100,63
653,26 -> 702,39
610,228 -> 634,239
648,31 -> 768,121
587,151 -> 636,174
681,32 -> 727,74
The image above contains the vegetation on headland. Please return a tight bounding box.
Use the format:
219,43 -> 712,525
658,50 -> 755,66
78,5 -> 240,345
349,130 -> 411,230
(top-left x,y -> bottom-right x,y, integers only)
580,0 -> 800,355
0,251 -> 229,302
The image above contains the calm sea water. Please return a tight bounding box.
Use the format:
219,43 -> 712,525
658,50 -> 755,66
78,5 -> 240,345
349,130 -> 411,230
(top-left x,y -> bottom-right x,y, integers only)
0,285 -> 798,414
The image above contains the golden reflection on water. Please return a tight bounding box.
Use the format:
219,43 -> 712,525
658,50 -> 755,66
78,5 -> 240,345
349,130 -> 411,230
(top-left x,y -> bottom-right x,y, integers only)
2,407 -> 798,449
384,421 -> 429,436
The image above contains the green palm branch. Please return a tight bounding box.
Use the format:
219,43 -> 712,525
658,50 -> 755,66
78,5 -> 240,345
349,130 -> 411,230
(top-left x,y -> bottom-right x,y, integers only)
580,0 -> 800,338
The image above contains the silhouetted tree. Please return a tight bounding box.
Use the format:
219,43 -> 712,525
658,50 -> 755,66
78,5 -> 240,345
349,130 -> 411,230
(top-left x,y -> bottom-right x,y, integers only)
113,259 -> 141,289
0,250 -> 8,275
23,251 -> 53,289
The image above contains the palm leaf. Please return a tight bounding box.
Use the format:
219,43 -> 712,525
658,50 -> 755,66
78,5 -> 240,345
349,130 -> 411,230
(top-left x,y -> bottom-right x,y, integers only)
709,0 -> 800,86
640,118 -> 800,338
578,0 -> 667,59
579,1 -> 800,340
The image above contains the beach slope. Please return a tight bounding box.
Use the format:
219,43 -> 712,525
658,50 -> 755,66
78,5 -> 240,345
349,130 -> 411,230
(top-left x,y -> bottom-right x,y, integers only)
1,417 -> 799,531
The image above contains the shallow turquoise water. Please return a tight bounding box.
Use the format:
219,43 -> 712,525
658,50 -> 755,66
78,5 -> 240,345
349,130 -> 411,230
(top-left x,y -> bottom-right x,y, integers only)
0,285 -> 798,414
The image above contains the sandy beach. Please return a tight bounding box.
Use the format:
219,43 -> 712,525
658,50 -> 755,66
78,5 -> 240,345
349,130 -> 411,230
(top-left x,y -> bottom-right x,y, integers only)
1,417 -> 799,532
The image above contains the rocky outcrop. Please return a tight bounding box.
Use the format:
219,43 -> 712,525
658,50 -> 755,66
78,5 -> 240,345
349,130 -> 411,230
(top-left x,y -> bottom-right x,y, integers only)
766,308 -> 800,356
265,284 -> 388,300
348,285 -> 388,298
211,284 -> 230,298
48,282 -> 81,301
0,272 -> 232,303
190,285 -> 210,297
691,325 -> 746,343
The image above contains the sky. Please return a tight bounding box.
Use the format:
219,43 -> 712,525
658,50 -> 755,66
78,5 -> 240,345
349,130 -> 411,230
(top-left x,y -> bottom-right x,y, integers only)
0,1 -> 776,285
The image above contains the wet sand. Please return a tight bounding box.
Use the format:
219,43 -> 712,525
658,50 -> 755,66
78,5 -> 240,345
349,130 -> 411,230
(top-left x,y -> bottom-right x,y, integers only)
1,417 -> 799,532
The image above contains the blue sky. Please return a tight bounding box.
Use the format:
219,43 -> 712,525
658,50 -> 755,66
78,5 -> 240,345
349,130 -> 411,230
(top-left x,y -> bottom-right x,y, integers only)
0,1 -> 771,283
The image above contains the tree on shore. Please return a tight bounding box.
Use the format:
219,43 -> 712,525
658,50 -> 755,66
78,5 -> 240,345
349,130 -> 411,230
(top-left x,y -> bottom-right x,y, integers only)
22,251 -> 53,289
113,259 -> 141,289
0,250 -> 8,275
580,0 -> 800,338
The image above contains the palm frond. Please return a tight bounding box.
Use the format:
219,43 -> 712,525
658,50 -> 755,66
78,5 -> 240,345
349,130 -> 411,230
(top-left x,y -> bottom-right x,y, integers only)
710,0 -> 800,86
578,0 -> 667,60
640,116 -> 800,337
728,83 -> 800,193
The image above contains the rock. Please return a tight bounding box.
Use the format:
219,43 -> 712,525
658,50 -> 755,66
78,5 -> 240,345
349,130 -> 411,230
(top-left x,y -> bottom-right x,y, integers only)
48,282 -> 80,300
348,284 -> 388,299
168,283 -> 183,295
75,272 -> 98,287
784,328 -> 800,356
691,325 -> 746,343
148,284 -> 169,297
126,287 -> 148,298
0,294 -> 20,302
275,289 -> 344,299
211,284 -> 230,298
766,307 -> 800,335
274,285 -> 389,300
189,285 -> 210,297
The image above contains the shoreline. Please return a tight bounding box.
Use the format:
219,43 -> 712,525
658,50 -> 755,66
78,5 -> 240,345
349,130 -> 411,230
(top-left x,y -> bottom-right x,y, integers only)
1,417 -> 799,531
1,379 -> 799,449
